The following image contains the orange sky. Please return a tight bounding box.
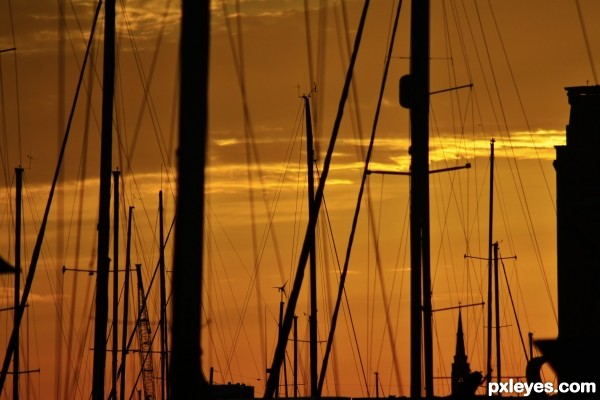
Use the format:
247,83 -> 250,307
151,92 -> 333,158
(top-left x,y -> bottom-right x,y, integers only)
0,0 -> 599,398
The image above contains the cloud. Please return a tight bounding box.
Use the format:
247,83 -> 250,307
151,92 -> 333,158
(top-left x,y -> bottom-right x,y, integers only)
0,286 -> 67,304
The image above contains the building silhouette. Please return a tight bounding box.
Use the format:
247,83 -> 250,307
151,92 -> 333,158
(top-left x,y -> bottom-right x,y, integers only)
536,85 -> 600,392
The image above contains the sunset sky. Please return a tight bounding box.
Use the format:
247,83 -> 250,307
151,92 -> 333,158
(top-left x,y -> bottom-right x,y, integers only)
0,0 -> 599,398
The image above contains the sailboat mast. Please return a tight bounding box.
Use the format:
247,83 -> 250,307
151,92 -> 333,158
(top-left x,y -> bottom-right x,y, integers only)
494,241 -> 501,384
92,0 -> 116,397
170,1 -> 209,398
402,0 -> 432,397
293,315 -> 298,398
159,191 -> 169,399
112,170 -> 120,399
486,139 -> 495,384
14,167 -> 23,400
119,206 -> 134,400
304,95 -> 319,397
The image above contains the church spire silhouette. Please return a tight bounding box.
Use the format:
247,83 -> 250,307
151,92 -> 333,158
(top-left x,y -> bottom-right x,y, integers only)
451,309 -> 483,398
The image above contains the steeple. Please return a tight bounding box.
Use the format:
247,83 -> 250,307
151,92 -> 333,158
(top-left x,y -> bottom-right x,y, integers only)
454,309 -> 467,364
451,309 -> 470,397
451,309 -> 482,398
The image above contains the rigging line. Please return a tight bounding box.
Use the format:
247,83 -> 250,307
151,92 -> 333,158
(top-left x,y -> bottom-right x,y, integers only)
314,0 -> 329,158
204,221 -> 264,384
202,292 -> 232,384
428,108 -> 468,298
448,0 -> 475,85
220,0 -> 287,353
57,2 -> 67,397
287,106 -> 307,284
6,0 -> 22,166
469,3 -> 524,290
372,176 -> 399,375
493,166 -> 519,258
204,206 -> 287,366
319,198 -> 348,395
67,234 -> 97,399
336,2 -> 375,384
233,29 -> 286,290
319,183 -> 370,398
336,11 -> 405,378
463,159 -> 488,304
574,0 -> 599,85
115,214 -> 177,384
119,0 -> 175,171
203,234 -> 228,382
219,1 -> 290,382
303,0 -> 326,161
300,0 -> 329,162
203,232 -> 233,380
63,41 -> 94,398
432,317 -> 449,394
366,185 -> 373,388
441,0 -> 462,146
499,256 -> 529,363
317,0 -> 402,396
487,0 -> 555,214
265,0 -> 372,397
390,187 -> 409,391
15,173 -> 38,397
0,1 -> 103,394
288,101 -> 307,278
315,213 -> 340,395
475,0 -> 557,324
303,0 -> 316,94
337,0 -> 366,163
205,249 -> 262,385
372,180 -> 408,392
21,177 -> 68,396
0,50 -> 12,188
368,180 -> 376,378
508,256 -> 533,333
23,176 -> 93,398
60,2 -> 103,132
459,1 -> 503,135
316,163 -> 369,395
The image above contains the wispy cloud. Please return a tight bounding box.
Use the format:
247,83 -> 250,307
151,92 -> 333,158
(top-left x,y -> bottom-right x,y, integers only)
0,286 -> 67,304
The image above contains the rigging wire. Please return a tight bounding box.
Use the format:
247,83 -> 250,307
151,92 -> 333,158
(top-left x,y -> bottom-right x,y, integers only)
487,0 -> 556,215
428,0 -> 559,385
303,0 -> 329,159
326,0 -> 375,390
118,0 -> 176,179
219,2 -> 293,384
203,211 -> 264,384
61,118 -> 92,397
56,1 -> 68,396
574,0 -> 599,85
317,163 -> 368,396
114,0 -> 179,282
473,0 -> 557,324
0,0 -> 102,392
54,10 -> 104,397
264,0 -> 373,396
317,0 -> 403,396
0,0 -> 22,248
499,255 -> 528,363
61,10 -> 96,397
6,0 -> 23,167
